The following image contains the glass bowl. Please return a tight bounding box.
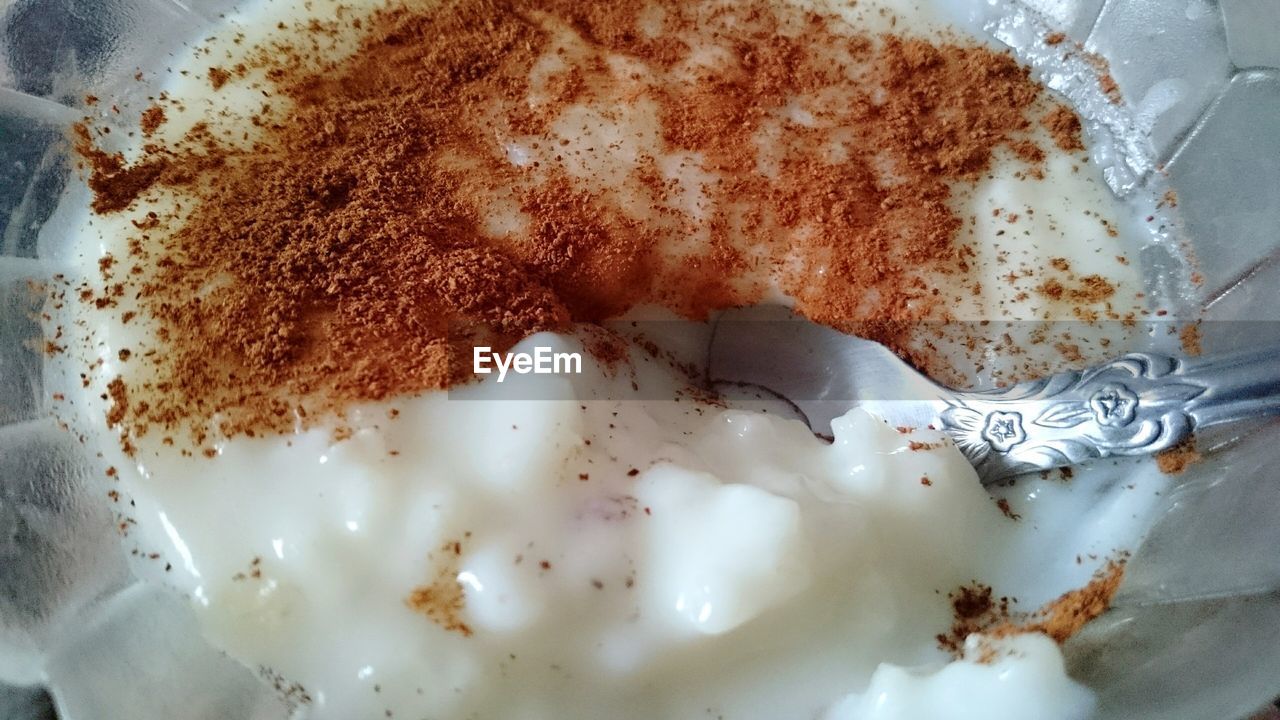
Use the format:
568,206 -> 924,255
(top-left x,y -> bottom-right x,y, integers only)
1,0 -> 1278,718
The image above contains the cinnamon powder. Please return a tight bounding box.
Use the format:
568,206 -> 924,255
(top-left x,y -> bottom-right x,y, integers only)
74,0 -> 1086,445
993,560 -> 1125,644
936,582 -> 1010,654
208,66 -> 232,90
1179,322 -> 1202,356
139,105 -> 166,137
406,539 -> 474,637
1043,104 -> 1085,152
939,559 -> 1126,655
1156,436 -> 1202,475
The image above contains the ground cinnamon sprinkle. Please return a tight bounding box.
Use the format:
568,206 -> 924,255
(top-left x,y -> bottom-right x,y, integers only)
939,559 -> 1126,657
71,120 -> 226,215
105,376 -> 129,428
1156,436 -> 1202,475
72,0 -> 1092,444
1037,274 -> 1115,303
1098,73 -> 1120,103
995,497 -> 1021,520
406,540 -> 474,637
1179,322 -> 1202,356
936,582 -> 1011,654
72,124 -> 169,214
139,105 -> 166,137
993,560 -> 1125,644
1073,275 -> 1116,302
208,66 -> 232,90
1042,104 -> 1085,152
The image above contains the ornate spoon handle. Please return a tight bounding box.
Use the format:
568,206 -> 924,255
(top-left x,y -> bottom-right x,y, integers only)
936,347 -> 1280,481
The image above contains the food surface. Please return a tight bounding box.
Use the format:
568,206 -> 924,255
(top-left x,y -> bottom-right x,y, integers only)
65,0 -> 1152,445
44,0 -> 1189,718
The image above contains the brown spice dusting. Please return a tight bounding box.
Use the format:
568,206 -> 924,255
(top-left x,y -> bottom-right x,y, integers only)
940,559 -> 1126,657
105,377 -> 129,428
1074,275 -> 1116,302
406,541 -> 474,637
406,580 -> 473,637
72,124 -> 169,214
208,66 -> 232,90
140,105 -> 167,137
1037,279 -> 1064,300
993,560 -> 1125,644
1054,341 -> 1083,363
1042,105 -> 1085,152
1010,139 -> 1045,171
1156,436 -> 1202,475
72,0 -> 1100,445
1179,323 -> 1202,356
936,583 -> 1010,654
1037,274 -> 1115,303
995,497 -> 1021,520
1044,32 -> 1067,46
1098,74 -> 1120,102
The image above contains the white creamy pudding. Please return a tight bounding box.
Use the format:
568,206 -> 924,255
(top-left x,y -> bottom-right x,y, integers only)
74,335 -> 1118,720
42,0 -> 1191,718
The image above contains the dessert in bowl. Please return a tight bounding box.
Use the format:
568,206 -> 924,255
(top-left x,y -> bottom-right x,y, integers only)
2,0 -> 1278,718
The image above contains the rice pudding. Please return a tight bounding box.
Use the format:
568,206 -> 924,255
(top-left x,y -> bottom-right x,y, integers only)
43,0 -> 1189,718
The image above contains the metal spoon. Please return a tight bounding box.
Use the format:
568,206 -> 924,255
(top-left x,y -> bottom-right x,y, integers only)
707,305 -> 1280,484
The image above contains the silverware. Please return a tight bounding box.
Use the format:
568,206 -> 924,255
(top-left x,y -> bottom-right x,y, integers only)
706,305 -> 1280,484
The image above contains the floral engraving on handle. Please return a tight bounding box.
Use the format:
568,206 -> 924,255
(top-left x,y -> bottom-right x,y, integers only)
938,353 -> 1209,476
981,411 -> 1026,451
1088,384 -> 1138,427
